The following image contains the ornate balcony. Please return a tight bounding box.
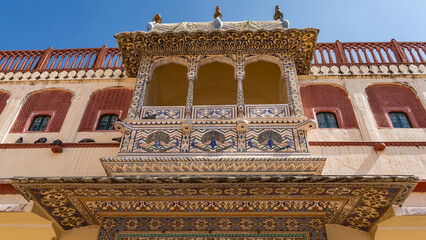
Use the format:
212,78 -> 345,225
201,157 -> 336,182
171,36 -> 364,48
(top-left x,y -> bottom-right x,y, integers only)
140,104 -> 291,120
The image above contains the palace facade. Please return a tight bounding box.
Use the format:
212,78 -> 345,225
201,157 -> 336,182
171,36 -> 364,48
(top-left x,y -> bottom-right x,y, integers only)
0,6 -> 425,240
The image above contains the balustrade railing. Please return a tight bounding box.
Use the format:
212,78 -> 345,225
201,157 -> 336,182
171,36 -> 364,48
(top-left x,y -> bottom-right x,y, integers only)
312,39 -> 426,66
0,45 -> 123,72
140,104 -> 290,120
1,40 -> 425,73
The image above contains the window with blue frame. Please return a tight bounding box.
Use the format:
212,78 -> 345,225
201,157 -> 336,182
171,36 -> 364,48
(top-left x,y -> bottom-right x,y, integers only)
97,114 -> 119,130
389,112 -> 412,128
316,112 -> 339,128
29,115 -> 51,131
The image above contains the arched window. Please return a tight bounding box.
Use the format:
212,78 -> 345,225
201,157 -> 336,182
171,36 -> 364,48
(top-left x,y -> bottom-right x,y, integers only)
300,85 -> 358,129
78,88 -> 133,132
97,114 -> 119,130
29,115 -> 51,131
389,112 -> 412,128
316,112 -> 339,128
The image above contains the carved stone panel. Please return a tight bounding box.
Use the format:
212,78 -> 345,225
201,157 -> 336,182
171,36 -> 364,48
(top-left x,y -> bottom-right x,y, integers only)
133,129 -> 181,153
246,128 -> 296,153
190,128 -> 237,153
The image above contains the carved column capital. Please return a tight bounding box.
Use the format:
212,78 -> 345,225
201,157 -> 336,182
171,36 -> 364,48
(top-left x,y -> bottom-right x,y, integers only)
234,54 -> 246,81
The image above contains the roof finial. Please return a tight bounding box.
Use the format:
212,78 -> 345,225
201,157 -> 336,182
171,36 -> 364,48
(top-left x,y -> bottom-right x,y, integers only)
153,14 -> 162,24
213,5 -> 222,20
273,5 -> 283,21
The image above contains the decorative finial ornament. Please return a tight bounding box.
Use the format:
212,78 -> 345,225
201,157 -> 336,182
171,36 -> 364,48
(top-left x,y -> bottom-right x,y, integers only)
213,5 -> 222,20
153,14 -> 162,24
273,5 -> 289,28
273,5 -> 283,21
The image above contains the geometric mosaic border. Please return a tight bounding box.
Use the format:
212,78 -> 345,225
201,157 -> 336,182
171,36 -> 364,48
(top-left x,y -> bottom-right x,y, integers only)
100,156 -> 326,176
113,230 -> 310,240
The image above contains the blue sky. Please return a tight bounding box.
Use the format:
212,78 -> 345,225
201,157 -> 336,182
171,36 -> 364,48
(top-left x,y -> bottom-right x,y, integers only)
1,0 -> 425,50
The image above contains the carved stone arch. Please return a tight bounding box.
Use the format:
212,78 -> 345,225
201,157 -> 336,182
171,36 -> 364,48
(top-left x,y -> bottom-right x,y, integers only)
243,57 -> 286,104
146,59 -> 189,106
244,54 -> 282,72
150,57 -> 188,80
194,56 -> 236,105
198,55 -> 234,69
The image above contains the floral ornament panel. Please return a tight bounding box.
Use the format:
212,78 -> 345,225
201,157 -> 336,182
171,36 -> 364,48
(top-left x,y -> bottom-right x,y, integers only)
133,129 -> 181,153
246,104 -> 291,118
99,217 -> 320,240
190,129 -> 237,152
141,106 -> 184,119
83,199 -> 343,215
193,105 -> 235,119
247,129 -> 296,152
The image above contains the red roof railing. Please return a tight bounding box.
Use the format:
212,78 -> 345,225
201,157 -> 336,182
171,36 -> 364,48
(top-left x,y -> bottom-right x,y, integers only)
0,40 -> 425,73
0,45 -> 123,73
313,39 -> 426,66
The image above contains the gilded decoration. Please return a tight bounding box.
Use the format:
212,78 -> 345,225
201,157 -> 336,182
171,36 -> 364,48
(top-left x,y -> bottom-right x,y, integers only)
116,121 -> 312,155
190,129 -> 237,153
115,28 -> 319,78
113,232 -> 308,240
12,176 -> 417,234
100,156 -> 326,175
133,129 -> 181,153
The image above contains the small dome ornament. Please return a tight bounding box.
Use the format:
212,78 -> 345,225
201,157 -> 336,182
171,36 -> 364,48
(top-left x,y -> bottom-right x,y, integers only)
273,5 -> 289,28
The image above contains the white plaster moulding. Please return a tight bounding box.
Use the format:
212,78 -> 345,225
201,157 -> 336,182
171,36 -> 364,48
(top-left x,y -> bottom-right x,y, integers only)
0,69 -> 127,81
1,64 -> 425,81
310,64 -> 426,76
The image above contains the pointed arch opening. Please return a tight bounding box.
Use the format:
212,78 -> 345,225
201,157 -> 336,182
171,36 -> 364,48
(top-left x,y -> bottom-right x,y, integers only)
244,61 -> 287,104
145,63 -> 188,106
193,62 -> 236,105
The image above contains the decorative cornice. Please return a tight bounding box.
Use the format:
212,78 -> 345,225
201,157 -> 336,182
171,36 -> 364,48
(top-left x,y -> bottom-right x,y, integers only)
0,143 -> 119,149
12,175 -> 417,232
115,28 -> 319,77
1,64 -> 424,82
0,69 -> 126,82
310,64 -> 426,76
309,141 -> 426,147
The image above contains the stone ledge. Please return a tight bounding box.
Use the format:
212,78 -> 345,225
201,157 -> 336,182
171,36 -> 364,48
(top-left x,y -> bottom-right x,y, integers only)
0,68 -> 127,82
310,64 -> 426,75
